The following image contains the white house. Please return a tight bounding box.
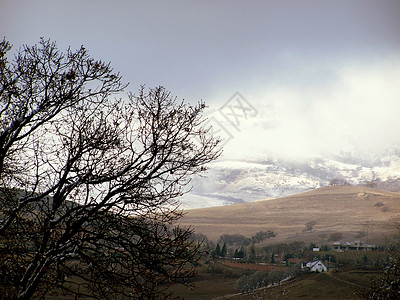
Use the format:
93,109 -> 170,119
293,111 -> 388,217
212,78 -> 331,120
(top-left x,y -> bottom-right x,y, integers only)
302,260 -> 327,272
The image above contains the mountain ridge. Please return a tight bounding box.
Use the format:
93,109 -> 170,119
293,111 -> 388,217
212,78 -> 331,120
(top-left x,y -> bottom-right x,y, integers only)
179,151 -> 400,209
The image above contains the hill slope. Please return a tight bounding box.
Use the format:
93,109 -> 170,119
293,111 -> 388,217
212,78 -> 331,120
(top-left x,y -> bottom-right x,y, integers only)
179,152 -> 400,209
180,186 -> 400,243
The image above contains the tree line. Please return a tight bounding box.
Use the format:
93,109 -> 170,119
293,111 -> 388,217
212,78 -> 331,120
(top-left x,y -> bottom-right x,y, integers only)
219,230 -> 276,246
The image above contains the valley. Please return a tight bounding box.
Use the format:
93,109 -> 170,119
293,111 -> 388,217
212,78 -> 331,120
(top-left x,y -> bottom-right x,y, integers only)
174,186 -> 400,299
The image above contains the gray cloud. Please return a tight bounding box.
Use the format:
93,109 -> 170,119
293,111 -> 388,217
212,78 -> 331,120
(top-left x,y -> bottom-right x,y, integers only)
1,0 -> 399,162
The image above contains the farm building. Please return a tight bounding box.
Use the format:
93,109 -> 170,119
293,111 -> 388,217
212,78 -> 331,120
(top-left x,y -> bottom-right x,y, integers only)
332,240 -> 376,251
302,260 -> 327,272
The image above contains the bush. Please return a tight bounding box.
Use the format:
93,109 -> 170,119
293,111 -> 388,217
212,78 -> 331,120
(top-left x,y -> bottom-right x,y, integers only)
235,270 -> 289,293
381,206 -> 390,212
235,275 -> 252,293
328,232 -> 343,241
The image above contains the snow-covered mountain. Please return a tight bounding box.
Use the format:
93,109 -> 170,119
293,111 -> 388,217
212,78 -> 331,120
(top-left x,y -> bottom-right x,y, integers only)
178,150 -> 400,210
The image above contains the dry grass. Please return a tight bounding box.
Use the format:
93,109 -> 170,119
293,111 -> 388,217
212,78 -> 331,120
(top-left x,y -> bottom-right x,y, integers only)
180,186 -> 400,244
222,261 -> 287,272
170,277 -> 237,300
225,268 -> 378,300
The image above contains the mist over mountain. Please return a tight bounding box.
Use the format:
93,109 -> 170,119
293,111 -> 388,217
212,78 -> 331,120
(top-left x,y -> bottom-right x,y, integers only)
176,61 -> 400,210
179,149 -> 400,209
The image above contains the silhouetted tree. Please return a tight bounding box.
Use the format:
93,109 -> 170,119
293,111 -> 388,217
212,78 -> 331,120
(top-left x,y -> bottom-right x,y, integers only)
0,38 -> 220,299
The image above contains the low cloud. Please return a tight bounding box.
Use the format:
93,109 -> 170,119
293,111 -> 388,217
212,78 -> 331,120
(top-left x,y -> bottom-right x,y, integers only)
208,57 -> 400,162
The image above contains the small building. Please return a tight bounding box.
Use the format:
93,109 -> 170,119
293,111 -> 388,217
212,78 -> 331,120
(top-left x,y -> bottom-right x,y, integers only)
302,260 -> 327,272
332,241 -> 376,251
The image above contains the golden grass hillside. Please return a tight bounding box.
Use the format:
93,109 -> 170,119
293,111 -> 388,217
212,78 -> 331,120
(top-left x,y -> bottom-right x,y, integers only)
180,186 -> 400,244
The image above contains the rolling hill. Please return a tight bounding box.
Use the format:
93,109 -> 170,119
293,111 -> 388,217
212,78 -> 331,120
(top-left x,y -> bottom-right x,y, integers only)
179,185 -> 400,244
179,151 -> 400,209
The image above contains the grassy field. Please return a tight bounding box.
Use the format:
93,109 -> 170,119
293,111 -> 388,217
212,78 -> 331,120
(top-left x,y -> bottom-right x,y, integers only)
333,250 -> 388,266
169,261 -> 242,299
39,254 -> 385,299
180,186 -> 400,244
223,268 -> 379,299
222,261 -> 287,272
168,255 -> 385,299
170,275 -> 238,300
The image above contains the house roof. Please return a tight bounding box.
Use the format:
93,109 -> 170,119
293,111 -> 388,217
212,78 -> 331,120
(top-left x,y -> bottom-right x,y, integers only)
306,260 -> 326,269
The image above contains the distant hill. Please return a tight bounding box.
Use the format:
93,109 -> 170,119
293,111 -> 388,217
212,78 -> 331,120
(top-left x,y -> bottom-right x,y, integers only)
179,152 -> 400,209
180,186 -> 400,244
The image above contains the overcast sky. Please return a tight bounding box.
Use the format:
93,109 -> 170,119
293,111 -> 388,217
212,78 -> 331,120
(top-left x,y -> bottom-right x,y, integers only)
1,0 -> 400,162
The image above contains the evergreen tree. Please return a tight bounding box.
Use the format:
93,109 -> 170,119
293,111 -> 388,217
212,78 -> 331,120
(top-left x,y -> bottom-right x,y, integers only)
215,243 -> 221,257
308,242 -> 317,250
221,243 -> 227,258
271,252 -> 275,263
238,246 -> 246,259
234,249 -> 239,258
248,244 -> 256,263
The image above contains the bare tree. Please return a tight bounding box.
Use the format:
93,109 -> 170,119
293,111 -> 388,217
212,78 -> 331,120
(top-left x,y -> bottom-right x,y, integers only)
362,220 -> 375,243
365,180 -> 378,188
329,178 -> 349,186
357,226 -> 400,299
303,221 -> 317,232
0,38 -> 220,299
